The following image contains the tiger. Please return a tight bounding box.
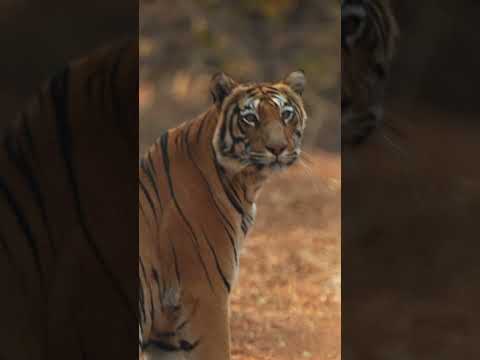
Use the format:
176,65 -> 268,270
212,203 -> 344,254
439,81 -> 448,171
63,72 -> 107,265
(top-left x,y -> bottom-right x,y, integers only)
139,70 -> 307,359
0,40 -> 138,359
341,0 -> 398,144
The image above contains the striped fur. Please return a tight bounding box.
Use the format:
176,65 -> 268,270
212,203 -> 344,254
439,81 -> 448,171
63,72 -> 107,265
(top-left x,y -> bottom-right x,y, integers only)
0,41 -> 137,359
341,0 -> 398,144
139,71 -> 307,359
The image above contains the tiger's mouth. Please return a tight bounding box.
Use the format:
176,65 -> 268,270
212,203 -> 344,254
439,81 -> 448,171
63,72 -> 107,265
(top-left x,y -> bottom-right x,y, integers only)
248,151 -> 300,171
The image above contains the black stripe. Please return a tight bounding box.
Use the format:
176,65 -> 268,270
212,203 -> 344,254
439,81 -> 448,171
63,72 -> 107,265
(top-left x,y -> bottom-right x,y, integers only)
139,258 -> 148,329
147,152 -> 158,178
219,104 -> 239,152
139,178 -> 160,250
183,124 -> 239,264
147,339 -> 199,353
211,146 -> 252,240
139,200 -> 148,223
0,175 -> 45,287
160,132 -> 215,292
151,267 -> 162,300
263,86 -> 281,93
246,88 -> 261,97
170,240 -> 182,285
154,331 -> 177,337
5,118 -> 56,257
138,271 -> 146,324
151,267 -> 165,313
139,178 -> 158,225
203,230 -> 231,293
213,156 -> 245,217
196,112 -> 209,144
140,157 -> 163,213
139,258 -> 153,324
51,67 -> 136,325
241,220 -> 249,235
228,114 -> 247,151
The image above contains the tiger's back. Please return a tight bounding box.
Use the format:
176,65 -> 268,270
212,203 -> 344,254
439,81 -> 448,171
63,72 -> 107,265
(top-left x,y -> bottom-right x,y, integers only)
139,110 -> 243,358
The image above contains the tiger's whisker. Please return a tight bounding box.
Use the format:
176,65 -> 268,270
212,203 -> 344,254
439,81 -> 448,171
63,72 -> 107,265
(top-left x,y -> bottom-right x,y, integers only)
296,159 -> 322,195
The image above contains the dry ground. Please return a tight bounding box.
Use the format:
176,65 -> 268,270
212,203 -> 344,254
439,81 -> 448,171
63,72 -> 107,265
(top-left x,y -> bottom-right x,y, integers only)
230,150 -> 340,360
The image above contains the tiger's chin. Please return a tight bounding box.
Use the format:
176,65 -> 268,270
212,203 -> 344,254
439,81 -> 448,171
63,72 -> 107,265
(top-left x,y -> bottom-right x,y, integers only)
215,152 -> 298,177
251,154 -> 299,173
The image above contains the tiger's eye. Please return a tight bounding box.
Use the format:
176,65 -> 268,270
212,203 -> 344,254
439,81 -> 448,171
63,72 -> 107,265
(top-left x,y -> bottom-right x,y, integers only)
282,110 -> 294,123
242,114 -> 257,126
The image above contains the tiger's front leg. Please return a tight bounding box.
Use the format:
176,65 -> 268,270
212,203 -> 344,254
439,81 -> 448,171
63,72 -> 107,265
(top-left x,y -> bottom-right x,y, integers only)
181,293 -> 232,360
143,294 -> 231,360
143,348 -> 187,360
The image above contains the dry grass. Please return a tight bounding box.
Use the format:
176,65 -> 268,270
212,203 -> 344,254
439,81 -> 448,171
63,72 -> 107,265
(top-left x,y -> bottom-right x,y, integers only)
230,150 -> 340,360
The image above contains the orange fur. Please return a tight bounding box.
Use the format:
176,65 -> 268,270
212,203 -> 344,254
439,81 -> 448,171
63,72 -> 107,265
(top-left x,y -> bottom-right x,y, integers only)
139,72 -> 307,359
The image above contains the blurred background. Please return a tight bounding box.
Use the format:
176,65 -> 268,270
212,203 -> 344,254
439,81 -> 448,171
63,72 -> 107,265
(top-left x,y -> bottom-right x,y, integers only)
140,1 -> 340,359
140,0 -> 340,153
0,0 -> 136,132
343,1 -> 480,359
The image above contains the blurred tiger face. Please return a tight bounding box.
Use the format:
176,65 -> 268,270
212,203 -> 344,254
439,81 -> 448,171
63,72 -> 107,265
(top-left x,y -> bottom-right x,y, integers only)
212,71 -> 307,174
341,0 -> 398,144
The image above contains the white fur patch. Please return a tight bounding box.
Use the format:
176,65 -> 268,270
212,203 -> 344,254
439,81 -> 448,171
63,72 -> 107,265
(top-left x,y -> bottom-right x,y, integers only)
271,94 -> 288,109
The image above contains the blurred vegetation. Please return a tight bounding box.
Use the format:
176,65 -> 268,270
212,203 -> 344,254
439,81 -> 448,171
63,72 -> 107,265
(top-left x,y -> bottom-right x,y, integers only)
140,0 -> 340,153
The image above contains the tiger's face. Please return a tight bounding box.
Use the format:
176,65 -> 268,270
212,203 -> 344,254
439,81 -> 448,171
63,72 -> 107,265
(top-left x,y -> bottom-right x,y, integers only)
212,71 -> 307,174
341,0 -> 398,144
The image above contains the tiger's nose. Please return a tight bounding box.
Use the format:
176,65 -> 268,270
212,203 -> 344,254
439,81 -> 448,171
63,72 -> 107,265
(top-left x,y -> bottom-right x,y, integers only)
266,143 -> 287,156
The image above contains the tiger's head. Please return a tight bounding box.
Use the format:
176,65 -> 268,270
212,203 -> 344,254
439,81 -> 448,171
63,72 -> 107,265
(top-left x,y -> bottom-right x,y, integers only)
211,71 -> 307,175
341,0 -> 398,144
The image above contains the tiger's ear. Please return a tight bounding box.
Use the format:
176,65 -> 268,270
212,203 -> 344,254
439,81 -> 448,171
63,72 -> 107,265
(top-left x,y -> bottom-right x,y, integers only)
210,72 -> 238,107
283,70 -> 306,96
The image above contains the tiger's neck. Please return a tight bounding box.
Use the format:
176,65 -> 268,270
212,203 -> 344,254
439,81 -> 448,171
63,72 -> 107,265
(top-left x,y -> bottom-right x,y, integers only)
139,107 -> 270,295
172,105 -> 267,203
144,106 -> 267,237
